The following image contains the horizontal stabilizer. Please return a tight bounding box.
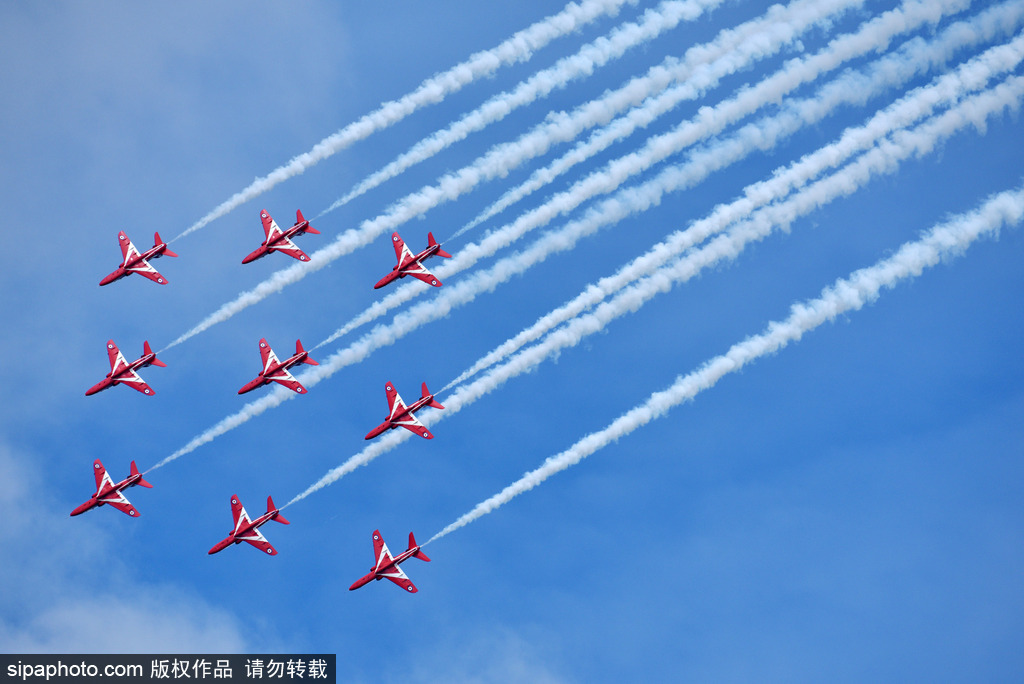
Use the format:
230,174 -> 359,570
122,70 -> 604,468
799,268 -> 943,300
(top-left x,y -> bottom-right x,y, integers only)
130,461 -> 153,489
409,532 -> 431,562
428,232 -> 452,258
421,382 -> 444,409
143,341 -> 167,367
154,232 -> 178,257
268,496 -> 290,524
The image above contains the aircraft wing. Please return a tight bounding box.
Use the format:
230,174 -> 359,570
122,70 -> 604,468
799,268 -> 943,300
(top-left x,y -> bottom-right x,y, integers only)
258,339 -> 278,373
98,489 -> 140,517
239,527 -> 277,555
119,369 -> 155,395
381,566 -> 418,593
260,210 -> 283,241
128,261 -> 168,284
118,231 -> 140,265
269,236 -> 310,262
106,341 -> 129,375
391,233 -> 416,267
385,383 -> 407,419
92,459 -> 114,492
265,365 -> 307,394
403,262 -> 442,288
371,530 -> 393,572
230,496 -> 249,530
393,412 -> 433,439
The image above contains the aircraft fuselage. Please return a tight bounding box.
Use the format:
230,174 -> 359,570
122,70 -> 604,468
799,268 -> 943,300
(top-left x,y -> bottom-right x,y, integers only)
237,351 -> 311,394
242,223 -> 311,264
100,242 -> 172,286
348,545 -> 422,590
365,394 -> 437,439
373,244 -> 444,289
85,353 -> 159,395
69,472 -> 144,516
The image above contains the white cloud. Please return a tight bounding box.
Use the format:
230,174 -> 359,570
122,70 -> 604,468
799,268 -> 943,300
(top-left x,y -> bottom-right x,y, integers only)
0,443 -> 255,654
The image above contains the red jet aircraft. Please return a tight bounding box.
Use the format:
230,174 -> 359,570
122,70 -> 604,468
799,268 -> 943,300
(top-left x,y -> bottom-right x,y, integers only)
100,231 -> 178,286
364,381 -> 444,440
238,338 -> 319,395
349,530 -> 431,593
374,231 -> 452,289
242,209 -> 320,264
208,494 -> 290,556
85,340 -> 166,396
70,459 -> 153,518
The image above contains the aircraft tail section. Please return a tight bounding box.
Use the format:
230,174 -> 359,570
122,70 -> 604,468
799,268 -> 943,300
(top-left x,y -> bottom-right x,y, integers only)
421,382 -> 444,409
268,495 -> 290,524
154,232 -> 178,257
408,532 -> 431,562
143,341 -> 168,367
428,232 -> 452,258
296,340 -> 319,365
297,209 -> 320,234
130,460 -> 153,488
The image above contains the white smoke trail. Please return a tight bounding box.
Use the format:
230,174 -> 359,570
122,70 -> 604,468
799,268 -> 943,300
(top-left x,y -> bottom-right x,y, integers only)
170,0 -> 633,241
459,0 -> 967,233
446,34 -> 1024,388
164,0 -> 1017,354
313,0 -> 877,348
320,0 -> 726,214
151,14 -> 1024,469
436,75 -> 1024,413
284,75 -> 1024,505
428,181 -> 1024,543
317,5 -> 1024,353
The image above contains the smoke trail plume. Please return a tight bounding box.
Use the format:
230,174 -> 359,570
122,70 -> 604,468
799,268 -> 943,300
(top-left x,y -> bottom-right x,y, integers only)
314,0 -> 876,348
447,34 -> 1024,388
318,5 -> 1024,354
320,0 -> 727,213
460,0 -> 966,233
151,15 -> 1024,470
284,76 -> 1024,506
165,0 -> 1017,353
171,0 -> 633,241
428,181 -> 1024,543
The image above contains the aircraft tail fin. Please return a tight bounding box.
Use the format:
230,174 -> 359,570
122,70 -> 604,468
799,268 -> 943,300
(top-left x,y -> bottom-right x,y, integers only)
409,532 -> 431,562
143,341 -> 168,367
297,209 -> 320,234
154,232 -> 178,257
130,460 -> 153,488
268,495 -> 290,524
421,382 -> 444,409
428,232 -> 452,258
296,339 -> 319,365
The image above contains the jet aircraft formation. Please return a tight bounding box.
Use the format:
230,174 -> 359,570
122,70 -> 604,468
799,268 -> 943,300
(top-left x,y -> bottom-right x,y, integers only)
77,208 -> 454,592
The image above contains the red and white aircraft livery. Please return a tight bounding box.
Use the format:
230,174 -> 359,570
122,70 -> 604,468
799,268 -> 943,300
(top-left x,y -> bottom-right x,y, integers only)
100,231 -> 178,286
349,530 -> 431,593
70,459 -> 153,518
374,231 -> 452,289
242,209 -> 320,264
238,338 -> 319,395
364,381 -> 444,440
208,494 -> 290,556
85,340 -> 166,396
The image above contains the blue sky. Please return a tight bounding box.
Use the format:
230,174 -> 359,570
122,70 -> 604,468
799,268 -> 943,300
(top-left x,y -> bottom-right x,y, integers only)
2,0 -> 1023,680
